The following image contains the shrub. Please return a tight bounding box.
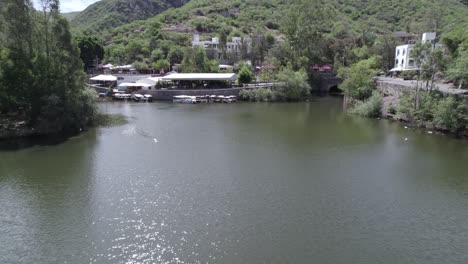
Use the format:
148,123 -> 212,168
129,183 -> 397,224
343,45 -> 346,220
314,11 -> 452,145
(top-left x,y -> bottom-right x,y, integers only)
349,91 -> 383,118
433,96 -> 467,133
238,64 -> 254,84
274,68 -> 311,101
239,88 -> 275,102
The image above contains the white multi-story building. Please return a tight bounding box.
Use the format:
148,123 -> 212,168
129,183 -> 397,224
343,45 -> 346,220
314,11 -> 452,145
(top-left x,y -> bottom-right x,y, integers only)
393,32 -> 443,71
191,34 -> 252,59
192,34 -> 219,49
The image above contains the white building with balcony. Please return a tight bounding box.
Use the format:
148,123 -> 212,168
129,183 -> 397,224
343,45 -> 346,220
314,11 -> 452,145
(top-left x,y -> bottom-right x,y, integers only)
392,32 -> 442,72
191,34 -> 252,59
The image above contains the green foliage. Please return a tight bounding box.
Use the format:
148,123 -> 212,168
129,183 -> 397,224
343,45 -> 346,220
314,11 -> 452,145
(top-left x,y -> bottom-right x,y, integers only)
237,63 -> 253,84
153,59 -> 170,70
0,0 -> 96,136
337,57 -> 379,100
181,46 -> 218,73
132,61 -> 149,70
75,33 -> 105,70
274,68 -> 311,101
167,46 -> 184,64
281,0 -> 333,69
70,0 -> 189,33
446,50 -> 468,88
433,96 -> 467,133
239,88 -> 275,102
396,90 -> 467,133
349,91 -> 383,118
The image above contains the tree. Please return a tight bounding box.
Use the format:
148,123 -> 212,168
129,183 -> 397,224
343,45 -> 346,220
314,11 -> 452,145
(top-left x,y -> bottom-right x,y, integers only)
337,57 -> 379,101
372,34 -> 400,71
75,33 -> 104,71
275,68 -> 311,101
446,50 -> 468,89
145,19 -> 162,50
181,46 -> 218,73
237,64 -> 253,85
153,59 -> 170,71
0,0 -> 96,134
281,0 -> 332,70
167,46 -> 184,65
126,39 -> 148,62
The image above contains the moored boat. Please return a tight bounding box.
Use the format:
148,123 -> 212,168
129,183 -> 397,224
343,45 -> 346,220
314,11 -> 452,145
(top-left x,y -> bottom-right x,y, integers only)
132,94 -> 144,102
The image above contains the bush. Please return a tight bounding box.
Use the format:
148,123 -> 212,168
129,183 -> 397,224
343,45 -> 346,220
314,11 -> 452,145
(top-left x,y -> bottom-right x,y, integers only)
274,68 -> 311,101
396,90 -> 468,134
238,64 -> 254,84
239,88 -> 275,102
349,91 -> 383,118
433,96 -> 467,133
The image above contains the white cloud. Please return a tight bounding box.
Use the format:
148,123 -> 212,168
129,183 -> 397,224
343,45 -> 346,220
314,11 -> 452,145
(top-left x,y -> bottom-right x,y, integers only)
32,0 -> 101,13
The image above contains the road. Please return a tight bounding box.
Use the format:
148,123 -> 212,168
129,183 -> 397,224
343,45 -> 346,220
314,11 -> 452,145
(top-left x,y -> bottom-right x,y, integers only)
377,77 -> 467,95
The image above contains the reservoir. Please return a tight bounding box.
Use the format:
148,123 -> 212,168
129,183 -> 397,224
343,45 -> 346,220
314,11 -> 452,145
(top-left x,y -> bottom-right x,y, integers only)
1,97 -> 468,263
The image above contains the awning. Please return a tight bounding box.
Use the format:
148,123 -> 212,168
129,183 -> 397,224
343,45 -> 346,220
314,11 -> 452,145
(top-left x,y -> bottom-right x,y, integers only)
90,74 -> 117,81
118,83 -> 152,87
161,73 -> 237,82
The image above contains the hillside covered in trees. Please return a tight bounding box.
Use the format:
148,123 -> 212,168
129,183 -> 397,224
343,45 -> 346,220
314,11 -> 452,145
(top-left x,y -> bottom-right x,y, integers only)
70,0 -> 190,33
69,0 -> 468,69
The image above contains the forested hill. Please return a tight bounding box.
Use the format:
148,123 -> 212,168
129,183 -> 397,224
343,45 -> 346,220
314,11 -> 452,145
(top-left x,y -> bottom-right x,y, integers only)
94,0 -> 468,44
70,0 -> 190,33
67,0 -> 468,71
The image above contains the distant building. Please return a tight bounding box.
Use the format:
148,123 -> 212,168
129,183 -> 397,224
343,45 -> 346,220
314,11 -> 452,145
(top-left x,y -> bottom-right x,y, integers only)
192,34 -> 252,59
392,32 -> 443,72
192,34 -> 219,49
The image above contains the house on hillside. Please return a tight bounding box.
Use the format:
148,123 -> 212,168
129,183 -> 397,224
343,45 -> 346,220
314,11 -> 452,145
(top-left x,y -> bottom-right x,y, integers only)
392,32 -> 443,72
192,34 -> 252,59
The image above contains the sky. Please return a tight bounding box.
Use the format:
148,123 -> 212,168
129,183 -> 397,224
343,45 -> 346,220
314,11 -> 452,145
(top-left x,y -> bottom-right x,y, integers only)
33,0 -> 101,13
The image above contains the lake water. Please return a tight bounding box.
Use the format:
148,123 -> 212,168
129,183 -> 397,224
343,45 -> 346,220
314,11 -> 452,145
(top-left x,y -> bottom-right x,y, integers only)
1,97 -> 468,264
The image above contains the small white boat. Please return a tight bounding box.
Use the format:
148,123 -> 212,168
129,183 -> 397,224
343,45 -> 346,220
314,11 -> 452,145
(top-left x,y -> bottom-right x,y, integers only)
226,95 -> 237,103
173,95 -> 197,104
132,94 -> 144,102
143,94 -> 153,102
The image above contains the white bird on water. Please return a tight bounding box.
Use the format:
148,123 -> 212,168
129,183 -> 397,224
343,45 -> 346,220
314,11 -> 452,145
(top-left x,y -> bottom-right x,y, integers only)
405,138 -> 408,141
153,138 -> 158,143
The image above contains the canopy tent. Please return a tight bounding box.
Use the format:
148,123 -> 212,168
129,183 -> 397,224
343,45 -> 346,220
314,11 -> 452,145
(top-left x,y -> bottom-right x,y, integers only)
102,63 -> 114,69
90,74 -> 117,82
161,73 -> 237,82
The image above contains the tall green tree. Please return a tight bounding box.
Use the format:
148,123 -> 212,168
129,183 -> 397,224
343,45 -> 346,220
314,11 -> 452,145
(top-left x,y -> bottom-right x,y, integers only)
0,0 -> 96,134
337,57 -> 379,101
75,33 -> 105,71
281,0 -> 332,70
181,46 -> 218,73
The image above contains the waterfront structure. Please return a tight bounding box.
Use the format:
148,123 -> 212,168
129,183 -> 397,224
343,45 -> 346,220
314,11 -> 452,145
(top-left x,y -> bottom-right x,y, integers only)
160,73 -> 237,89
392,32 -> 443,72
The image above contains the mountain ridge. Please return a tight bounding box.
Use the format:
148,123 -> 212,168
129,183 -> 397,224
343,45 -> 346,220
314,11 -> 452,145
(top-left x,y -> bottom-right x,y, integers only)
70,0 -> 190,32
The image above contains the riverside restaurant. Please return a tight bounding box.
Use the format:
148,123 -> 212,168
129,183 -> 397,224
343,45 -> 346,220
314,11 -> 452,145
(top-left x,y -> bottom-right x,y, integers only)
159,73 -> 237,89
